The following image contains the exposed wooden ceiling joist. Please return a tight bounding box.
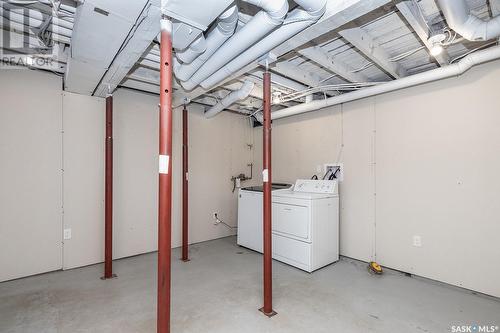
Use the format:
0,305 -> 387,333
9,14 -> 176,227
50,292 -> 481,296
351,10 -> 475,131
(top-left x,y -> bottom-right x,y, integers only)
298,45 -> 370,82
172,0 -> 393,107
339,27 -> 407,79
396,1 -> 450,67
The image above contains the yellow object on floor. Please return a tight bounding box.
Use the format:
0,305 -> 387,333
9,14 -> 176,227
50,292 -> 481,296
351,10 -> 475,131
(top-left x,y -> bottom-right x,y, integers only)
369,261 -> 383,274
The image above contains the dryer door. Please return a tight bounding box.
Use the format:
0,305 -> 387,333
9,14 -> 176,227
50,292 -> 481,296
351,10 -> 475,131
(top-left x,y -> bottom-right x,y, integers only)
272,203 -> 310,241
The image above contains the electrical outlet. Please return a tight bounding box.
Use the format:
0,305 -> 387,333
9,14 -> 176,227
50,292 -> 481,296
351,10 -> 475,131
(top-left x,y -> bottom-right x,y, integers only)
213,212 -> 222,226
64,228 -> 72,240
413,235 -> 422,247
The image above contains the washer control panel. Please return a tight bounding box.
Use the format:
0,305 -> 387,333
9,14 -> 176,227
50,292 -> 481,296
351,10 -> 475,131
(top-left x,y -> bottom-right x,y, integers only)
293,179 -> 338,194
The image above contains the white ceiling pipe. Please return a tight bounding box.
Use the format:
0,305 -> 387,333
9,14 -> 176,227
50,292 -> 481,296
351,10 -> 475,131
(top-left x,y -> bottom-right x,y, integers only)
270,45 -> 500,120
174,5 -> 238,82
176,34 -> 207,64
0,3 -> 74,30
204,80 -> 255,118
244,75 -> 291,96
0,9 -> 73,37
225,81 -> 264,99
200,0 -> 327,90
438,0 -> 500,41
181,0 -> 288,90
137,54 -> 307,92
294,0 -> 326,13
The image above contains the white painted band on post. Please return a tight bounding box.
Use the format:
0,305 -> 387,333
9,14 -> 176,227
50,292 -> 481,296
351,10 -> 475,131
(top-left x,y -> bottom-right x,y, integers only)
160,19 -> 172,33
263,169 -> 269,182
159,155 -> 169,174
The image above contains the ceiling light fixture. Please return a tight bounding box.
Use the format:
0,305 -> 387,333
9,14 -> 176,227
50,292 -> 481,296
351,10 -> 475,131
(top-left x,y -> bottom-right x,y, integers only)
430,43 -> 444,56
428,32 -> 446,57
272,92 -> 282,104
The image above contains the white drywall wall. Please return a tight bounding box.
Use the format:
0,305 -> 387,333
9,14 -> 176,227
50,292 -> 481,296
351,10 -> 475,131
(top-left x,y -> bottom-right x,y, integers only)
111,89 -> 159,259
62,88 -> 255,269
373,62 -> 500,298
253,60 -> 500,298
1,71 -> 255,278
62,92 -> 105,269
186,103 -> 255,244
0,70 -> 63,281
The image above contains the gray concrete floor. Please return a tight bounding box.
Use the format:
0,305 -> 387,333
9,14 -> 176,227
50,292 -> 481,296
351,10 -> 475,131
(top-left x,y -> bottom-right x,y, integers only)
1,236 -> 499,333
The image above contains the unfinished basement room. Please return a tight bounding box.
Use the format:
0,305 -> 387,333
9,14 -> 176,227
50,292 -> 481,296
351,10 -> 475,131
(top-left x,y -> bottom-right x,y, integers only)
1,0 -> 500,332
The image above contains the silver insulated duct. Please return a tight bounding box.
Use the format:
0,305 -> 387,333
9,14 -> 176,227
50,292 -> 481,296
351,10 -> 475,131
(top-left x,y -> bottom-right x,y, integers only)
438,0 -> 500,41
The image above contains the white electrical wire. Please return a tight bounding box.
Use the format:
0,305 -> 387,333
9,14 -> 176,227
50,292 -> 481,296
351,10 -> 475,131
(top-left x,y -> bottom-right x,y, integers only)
349,44 -> 432,74
213,214 -> 237,229
389,46 -> 426,62
318,73 -> 337,83
450,41 -> 498,64
351,62 -> 374,73
276,82 -> 381,103
246,106 -> 263,118
442,28 -> 458,45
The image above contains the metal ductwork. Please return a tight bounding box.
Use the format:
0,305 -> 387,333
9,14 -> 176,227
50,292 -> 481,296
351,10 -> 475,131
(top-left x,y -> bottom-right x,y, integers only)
200,0 -> 327,90
64,0 -> 150,95
438,0 -> 500,41
164,0 -> 235,50
268,45 -> 500,120
174,5 -> 239,82
163,0 -> 234,31
204,80 -> 255,118
180,0 -> 289,91
293,0 -> 326,14
176,34 -> 207,64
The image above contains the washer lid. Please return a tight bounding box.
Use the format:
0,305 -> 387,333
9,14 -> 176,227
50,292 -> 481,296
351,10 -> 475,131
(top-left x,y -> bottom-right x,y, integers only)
241,183 -> 292,192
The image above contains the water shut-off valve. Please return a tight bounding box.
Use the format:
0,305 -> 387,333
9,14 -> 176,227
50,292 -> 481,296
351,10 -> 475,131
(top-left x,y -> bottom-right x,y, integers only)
231,163 -> 253,192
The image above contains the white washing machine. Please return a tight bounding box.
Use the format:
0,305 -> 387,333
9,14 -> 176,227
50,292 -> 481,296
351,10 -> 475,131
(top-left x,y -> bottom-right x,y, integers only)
237,179 -> 339,273
237,183 -> 291,253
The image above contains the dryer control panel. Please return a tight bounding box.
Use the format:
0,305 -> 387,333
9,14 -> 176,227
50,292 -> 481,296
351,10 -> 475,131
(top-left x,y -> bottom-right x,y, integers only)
293,179 -> 338,195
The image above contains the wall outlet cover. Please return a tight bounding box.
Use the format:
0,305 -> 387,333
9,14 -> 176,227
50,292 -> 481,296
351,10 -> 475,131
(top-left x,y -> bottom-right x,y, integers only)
324,163 -> 344,182
64,228 -> 72,240
413,235 -> 422,247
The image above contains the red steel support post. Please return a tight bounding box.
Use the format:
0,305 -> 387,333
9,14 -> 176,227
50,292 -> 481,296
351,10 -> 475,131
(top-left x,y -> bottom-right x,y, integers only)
158,18 -> 173,333
260,71 -> 276,317
182,104 -> 189,262
102,95 -> 115,280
